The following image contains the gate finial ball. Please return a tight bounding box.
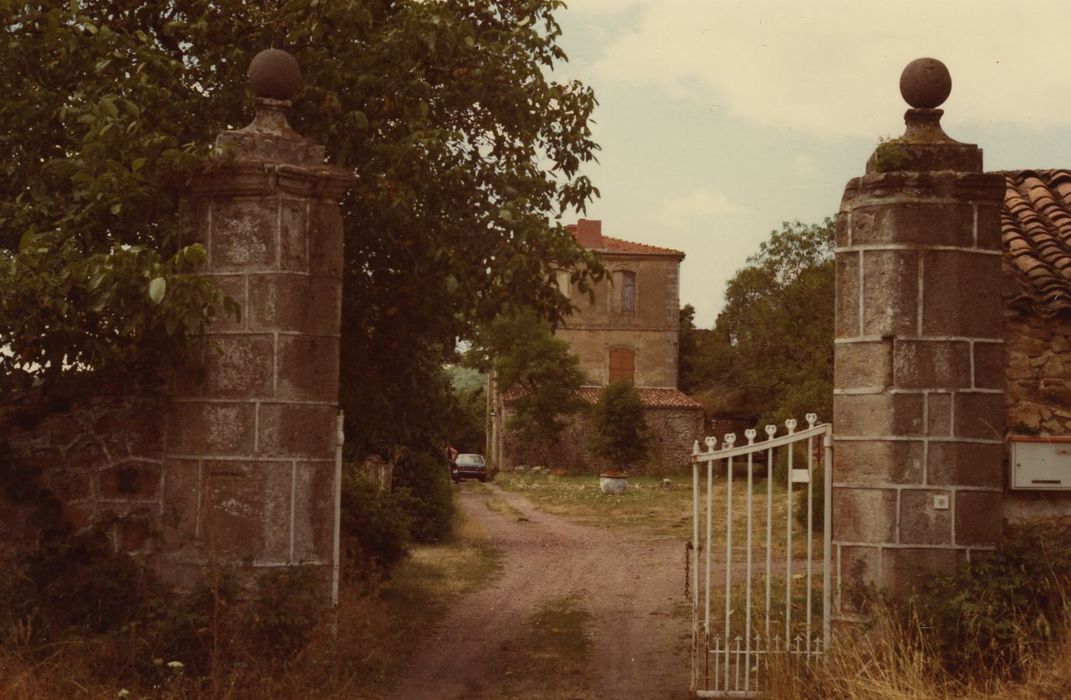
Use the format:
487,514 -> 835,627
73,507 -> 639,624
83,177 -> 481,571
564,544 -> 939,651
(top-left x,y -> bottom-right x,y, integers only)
900,58 -> 951,109
248,48 -> 302,101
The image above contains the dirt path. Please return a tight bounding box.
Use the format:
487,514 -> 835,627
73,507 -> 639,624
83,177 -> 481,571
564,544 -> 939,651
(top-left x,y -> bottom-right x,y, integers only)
390,482 -> 693,699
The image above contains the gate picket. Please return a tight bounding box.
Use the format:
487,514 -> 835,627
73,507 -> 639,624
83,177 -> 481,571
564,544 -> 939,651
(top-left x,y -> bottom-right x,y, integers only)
690,415 -> 832,698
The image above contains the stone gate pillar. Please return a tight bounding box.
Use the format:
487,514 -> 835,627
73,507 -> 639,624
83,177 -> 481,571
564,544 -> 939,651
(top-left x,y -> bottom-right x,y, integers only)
832,59 -> 1006,616
160,50 -> 352,590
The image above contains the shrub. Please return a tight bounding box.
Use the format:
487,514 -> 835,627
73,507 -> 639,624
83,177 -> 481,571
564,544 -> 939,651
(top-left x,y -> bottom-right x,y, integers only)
243,568 -> 327,661
589,381 -> 650,472
340,468 -> 411,581
392,450 -> 455,542
910,519 -> 1071,681
0,527 -> 152,643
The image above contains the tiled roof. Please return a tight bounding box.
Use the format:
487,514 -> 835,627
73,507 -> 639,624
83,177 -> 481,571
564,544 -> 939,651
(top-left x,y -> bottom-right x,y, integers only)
502,384 -> 703,409
599,236 -> 685,258
1002,170 -> 1071,317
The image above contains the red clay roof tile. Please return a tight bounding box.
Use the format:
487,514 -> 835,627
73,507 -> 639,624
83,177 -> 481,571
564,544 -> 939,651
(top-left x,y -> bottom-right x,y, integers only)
502,385 -> 703,409
1001,170 -> 1071,317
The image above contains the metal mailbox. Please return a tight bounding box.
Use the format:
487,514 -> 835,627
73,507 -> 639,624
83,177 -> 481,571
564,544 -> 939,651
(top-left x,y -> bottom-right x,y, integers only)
1009,436 -> 1071,491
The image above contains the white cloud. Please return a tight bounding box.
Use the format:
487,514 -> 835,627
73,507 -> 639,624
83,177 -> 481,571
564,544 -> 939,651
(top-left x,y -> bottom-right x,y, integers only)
658,188 -> 745,230
586,0 -> 1071,138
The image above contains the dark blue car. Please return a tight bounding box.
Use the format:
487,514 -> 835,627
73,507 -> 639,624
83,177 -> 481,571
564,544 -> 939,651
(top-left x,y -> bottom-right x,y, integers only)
451,453 -> 488,483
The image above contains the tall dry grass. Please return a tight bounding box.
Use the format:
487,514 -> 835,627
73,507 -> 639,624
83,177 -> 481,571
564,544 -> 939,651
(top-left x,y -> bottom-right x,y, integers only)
765,605 -> 1071,700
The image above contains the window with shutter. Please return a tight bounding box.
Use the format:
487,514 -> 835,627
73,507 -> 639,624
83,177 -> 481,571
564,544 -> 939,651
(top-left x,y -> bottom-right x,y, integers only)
608,348 -> 635,383
620,270 -> 636,314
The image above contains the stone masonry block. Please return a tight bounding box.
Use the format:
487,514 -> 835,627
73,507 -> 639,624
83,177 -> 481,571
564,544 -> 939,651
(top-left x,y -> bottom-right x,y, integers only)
832,488 -> 897,543
248,274 -> 341,336
921,251 -> 1003,337
834,440 -> 923,486
100,462 -> 162,500
972,341 -> 1004,390
202,460 -> 292,562
43,467 -> 93,503
975,204 -> 1002,251
954,392 -> 1005,440
161,459 -> 201,551
178,197 -> 210,248
211,198 -> 277,272
257,403 -> 337,459
276,335 -> 340,401
863,250 -> 919,337
834,392 -> 924,437
899,489 -> 952,545
62,436 -> 110,470
167,401 -> 255,456
211,274 -> 247,332
308,201 -> 344,278
292,461 -> 335,563
279,197 -> 308,272
835,212 -> 851,248
837,545 -> 882,615
955,491 -> 1002,546
928,441 -> 1003,488
927,392 -> 952,436
883,548 -> 962,600
200,335 -> 274,399
835,340 -> 891,389
835,253 -> 861,338
893,340 -> 970,390
849,202 -> 974,247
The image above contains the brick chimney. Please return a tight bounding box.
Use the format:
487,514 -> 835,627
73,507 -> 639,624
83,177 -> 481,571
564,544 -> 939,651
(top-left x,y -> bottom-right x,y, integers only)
573,218 -> 603,249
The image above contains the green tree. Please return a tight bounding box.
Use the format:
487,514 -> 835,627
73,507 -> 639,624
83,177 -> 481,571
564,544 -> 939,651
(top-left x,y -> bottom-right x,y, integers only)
691,220 -> 835,426
589,381 -> 650,472
484,311 -> 585,460
0,1 -> 603,458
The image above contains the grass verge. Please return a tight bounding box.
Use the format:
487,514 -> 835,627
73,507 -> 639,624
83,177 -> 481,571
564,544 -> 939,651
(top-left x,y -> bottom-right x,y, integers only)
0,507 -> 501,699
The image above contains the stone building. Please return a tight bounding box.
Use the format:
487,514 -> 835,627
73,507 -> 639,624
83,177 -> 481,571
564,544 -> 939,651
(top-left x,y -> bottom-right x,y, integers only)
490,219 -> 703,473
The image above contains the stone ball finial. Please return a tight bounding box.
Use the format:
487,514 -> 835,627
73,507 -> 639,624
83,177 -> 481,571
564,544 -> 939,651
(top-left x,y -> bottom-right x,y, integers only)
899,58 -> 952,109
248,49 -> 302,101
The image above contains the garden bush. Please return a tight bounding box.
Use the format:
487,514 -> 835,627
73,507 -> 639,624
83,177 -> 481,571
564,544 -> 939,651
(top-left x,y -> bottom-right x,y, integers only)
340,468 -> 411,581
392,449 -> 455,542
910,518 -> 1071,681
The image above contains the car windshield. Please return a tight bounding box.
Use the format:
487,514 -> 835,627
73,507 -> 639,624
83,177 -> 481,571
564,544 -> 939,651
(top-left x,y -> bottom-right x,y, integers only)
455,454 -> 484,467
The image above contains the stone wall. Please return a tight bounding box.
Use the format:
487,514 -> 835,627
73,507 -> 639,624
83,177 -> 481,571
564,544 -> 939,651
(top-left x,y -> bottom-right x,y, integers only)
1,390 -> 166,567
499,403 -> 702,474
1004,311 -> 1071,521
557,253 -> 681,388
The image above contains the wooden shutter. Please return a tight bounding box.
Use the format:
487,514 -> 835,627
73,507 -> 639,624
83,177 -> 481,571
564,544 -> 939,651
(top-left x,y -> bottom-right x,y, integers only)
609,349 -> 635,383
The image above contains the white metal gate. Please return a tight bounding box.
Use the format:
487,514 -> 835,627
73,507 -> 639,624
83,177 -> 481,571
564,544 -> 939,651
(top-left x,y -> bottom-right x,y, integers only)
690,414 -> 832,698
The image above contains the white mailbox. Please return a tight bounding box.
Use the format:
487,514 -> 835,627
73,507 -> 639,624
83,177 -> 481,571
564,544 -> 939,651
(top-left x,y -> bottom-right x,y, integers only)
1009,436 -> 1071,490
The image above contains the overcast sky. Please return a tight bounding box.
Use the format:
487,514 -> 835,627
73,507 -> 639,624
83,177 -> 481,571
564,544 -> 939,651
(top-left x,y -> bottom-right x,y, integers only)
551,0 -> 1071,326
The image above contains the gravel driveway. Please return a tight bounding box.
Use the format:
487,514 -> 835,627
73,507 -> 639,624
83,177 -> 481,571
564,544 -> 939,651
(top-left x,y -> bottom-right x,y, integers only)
390,481 -> 693,699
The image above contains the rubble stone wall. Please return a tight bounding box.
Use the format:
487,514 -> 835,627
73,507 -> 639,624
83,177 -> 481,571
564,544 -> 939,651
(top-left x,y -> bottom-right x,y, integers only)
1004,312 -> 1071,521
499,404 -> 702,475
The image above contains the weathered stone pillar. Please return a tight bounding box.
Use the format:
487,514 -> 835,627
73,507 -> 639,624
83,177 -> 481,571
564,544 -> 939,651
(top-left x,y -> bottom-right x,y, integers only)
833,59 -> 1005,615
161,50 -> 352,590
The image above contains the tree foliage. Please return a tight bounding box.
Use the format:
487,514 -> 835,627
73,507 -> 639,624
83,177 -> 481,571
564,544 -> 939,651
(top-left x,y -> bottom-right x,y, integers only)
589,380 -> 649,471
0,1 -> 603,458
682,220 -> 835,425
483,311 -> 585,454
